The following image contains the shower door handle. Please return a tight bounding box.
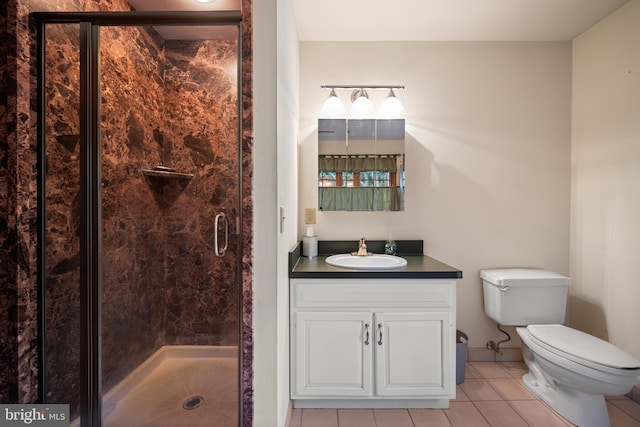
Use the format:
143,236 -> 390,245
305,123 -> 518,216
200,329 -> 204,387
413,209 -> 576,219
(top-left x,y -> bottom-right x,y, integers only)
214,213 -> 229,257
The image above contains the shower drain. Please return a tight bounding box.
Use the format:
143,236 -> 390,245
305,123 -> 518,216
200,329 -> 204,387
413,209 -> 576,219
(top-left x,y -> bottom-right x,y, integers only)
182,395 -> 205,410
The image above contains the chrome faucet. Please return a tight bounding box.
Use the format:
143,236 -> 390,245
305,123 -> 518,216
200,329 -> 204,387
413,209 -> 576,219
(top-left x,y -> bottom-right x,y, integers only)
355,237 -> 370,256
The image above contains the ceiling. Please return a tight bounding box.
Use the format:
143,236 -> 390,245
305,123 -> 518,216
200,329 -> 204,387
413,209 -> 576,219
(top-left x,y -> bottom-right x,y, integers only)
294,0 -> 629,42
127,0 -> 629,42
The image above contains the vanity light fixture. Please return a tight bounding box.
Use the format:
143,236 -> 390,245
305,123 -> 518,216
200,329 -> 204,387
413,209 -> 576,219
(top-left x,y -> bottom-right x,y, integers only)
378,88 -> 404,117
321,85 -> 405,118
349,89 -> 374,118
195,0 -> 216,3
320,88 -> 346,117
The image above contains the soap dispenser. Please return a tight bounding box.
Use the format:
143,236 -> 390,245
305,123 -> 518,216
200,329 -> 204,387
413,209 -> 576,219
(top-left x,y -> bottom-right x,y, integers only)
384,234 -> 397,256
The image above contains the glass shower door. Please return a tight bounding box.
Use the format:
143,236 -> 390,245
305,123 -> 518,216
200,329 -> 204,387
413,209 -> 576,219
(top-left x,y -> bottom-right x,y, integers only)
98,24 -> 241,427
39,14 -> 242,427
42,21 -> 83,421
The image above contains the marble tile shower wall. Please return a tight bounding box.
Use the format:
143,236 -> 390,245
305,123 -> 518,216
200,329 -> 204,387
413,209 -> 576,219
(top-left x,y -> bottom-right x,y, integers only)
1,3 -> 254,424
0,2 -> 22,404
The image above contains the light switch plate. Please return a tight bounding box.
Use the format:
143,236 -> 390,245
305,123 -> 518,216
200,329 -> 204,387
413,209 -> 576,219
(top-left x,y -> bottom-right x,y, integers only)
280,207 -> 285,233
305,208 -> 316,224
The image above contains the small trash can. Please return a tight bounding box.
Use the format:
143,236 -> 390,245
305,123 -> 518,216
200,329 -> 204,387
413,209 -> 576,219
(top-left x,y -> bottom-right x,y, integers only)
456,330 -> 468,384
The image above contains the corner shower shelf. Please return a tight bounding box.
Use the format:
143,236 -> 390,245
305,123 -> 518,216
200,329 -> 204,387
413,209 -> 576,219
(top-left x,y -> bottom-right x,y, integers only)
141,167 -> 194,180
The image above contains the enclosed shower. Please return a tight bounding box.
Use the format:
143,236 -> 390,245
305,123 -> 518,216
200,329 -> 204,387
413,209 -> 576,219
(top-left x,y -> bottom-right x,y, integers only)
36,11 -> 243,427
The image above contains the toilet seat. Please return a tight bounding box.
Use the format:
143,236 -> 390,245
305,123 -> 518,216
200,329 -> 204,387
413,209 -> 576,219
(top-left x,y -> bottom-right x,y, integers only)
527,325 -> 640,374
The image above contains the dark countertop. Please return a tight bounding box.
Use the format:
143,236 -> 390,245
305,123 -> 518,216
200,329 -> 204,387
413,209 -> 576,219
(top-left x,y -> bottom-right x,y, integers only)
289,240 -> 463,279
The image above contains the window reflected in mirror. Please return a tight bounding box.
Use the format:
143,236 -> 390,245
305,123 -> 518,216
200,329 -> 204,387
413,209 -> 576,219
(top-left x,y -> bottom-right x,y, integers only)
318,119 -> 405,211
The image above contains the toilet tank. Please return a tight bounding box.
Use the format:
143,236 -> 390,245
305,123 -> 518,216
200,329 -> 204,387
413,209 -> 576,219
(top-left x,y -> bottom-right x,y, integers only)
480,268 -> 570,326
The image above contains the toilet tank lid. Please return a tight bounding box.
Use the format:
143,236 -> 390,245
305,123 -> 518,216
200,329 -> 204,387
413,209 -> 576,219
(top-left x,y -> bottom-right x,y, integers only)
480,268 -> 569,287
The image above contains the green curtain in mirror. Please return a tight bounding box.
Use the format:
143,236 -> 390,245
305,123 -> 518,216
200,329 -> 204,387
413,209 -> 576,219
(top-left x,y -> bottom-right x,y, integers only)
319,187 -> 401,211
319,155 -> 398,173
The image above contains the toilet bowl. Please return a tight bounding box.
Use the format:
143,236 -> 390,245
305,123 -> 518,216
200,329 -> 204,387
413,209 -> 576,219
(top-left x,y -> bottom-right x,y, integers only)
518,324 -> 640,427
480,269 -> 640,427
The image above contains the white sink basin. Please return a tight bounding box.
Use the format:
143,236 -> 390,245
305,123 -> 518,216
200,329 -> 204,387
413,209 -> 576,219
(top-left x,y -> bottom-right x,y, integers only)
326,253 -> 408,271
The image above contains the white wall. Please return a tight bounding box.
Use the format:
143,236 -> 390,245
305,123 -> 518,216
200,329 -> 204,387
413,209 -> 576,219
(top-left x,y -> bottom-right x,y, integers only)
252,0 -> 278,424
298,41 -> 572,348
253,0 -> 299,425
570,0 -> 640,359
276,0 -> 300,424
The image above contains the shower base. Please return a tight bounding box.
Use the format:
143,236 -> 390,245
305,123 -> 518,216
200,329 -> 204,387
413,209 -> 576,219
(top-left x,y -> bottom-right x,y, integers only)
73,345 -> 238,427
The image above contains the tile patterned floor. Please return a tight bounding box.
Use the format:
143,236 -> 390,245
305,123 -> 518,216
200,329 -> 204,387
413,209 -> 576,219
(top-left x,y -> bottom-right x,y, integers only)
288,361 -> 640,427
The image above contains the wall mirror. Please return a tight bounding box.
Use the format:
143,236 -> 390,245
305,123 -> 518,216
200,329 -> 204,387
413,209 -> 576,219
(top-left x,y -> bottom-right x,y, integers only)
318,118 -> 405,211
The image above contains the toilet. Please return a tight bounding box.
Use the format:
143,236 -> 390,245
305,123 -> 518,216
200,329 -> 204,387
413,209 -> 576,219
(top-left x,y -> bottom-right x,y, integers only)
480,268 -> 640,427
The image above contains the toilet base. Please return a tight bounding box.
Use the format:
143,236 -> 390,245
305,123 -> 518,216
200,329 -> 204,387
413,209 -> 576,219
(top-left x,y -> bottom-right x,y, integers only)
522,372 -> 611,427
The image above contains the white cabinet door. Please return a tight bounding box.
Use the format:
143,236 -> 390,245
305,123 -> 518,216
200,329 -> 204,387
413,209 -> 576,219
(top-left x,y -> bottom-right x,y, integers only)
294,311 -> 373,397
375,311 -> 453,396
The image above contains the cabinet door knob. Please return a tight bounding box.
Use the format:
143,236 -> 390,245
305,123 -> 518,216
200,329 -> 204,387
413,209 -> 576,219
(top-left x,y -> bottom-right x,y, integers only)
377,323 -> 383,345
364,323 -> 370,345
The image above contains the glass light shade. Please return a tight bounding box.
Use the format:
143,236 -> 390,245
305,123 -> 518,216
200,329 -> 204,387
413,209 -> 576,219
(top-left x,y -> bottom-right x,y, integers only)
378,90 -> 404,117
350,95 -> 374,118
320,90 -> 346,117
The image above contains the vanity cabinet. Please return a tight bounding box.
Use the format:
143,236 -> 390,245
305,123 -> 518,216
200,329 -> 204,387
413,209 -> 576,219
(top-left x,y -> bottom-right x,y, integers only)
290,278 -> 456,408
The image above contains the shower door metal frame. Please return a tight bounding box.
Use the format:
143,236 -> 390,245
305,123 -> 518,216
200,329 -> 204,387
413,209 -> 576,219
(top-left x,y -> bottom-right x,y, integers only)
35,11 -> 244,427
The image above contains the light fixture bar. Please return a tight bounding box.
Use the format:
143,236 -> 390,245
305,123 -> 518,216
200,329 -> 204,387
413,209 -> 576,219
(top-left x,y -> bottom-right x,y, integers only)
321,85 -> 404,90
